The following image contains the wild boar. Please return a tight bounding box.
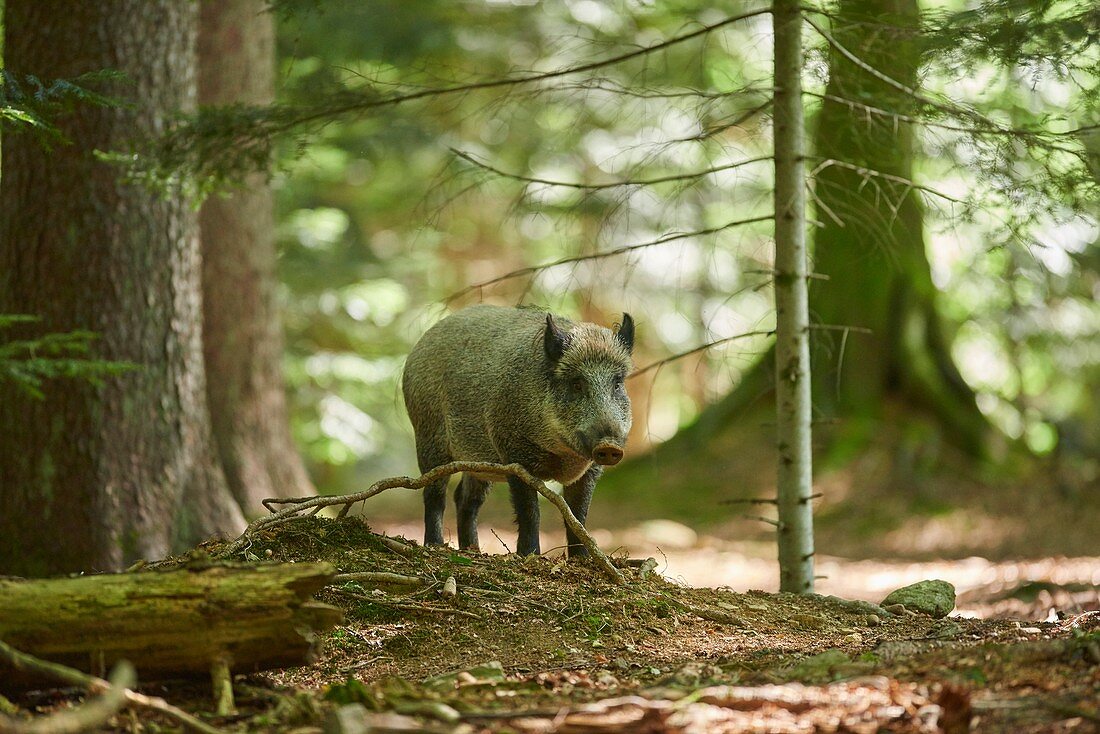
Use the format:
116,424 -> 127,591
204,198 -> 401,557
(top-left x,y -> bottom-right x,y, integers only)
402,305 -> 634,556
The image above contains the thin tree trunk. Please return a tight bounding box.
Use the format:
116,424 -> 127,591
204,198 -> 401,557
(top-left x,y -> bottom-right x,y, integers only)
199,0 -> 315,516
772,0 -> 815,593
0,0 -> 244,576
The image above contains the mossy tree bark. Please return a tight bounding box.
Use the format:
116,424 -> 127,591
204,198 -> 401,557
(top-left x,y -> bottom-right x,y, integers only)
0,1 -> 245,576
806,0 -> 989,457
647,0 -> 989,466
601,0 -> 992,518
0,563 -> 341,691
199,0 -> 316,516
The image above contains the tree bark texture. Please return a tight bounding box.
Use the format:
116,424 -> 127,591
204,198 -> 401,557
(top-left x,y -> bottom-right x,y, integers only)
0,562 -> 341,691
809,0 -> 989,454
772,0 -> 815,594
0,0 -> 245,576
199,0 -> 316,516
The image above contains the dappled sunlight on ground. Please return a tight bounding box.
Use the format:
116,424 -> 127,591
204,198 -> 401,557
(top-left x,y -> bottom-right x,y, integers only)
367,517 -> 1099,620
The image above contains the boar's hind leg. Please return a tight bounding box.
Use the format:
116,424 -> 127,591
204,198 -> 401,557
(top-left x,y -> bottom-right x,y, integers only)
507,476 -> 541,556
563,465 -> 603,558
455,473 -> 490,551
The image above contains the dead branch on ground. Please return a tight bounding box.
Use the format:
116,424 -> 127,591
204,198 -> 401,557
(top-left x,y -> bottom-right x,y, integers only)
0,641 -> 223,734
219,462 -> 627,584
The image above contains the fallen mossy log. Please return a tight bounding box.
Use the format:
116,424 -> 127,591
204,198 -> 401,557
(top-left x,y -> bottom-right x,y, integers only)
0,562 -> 342,693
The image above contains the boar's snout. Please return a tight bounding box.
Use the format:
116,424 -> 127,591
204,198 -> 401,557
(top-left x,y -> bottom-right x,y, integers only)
593,442 -> 625,466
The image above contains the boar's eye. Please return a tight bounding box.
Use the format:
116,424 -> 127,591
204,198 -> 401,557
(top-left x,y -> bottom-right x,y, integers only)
570,377 -> 585,394
613,374 -> 625,390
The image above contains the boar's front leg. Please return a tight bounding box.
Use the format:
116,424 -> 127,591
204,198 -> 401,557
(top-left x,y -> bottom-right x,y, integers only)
507,475 -> 541,555
423,480 -> 447,546
455,473 -> 490,551
563,465 -> 603,558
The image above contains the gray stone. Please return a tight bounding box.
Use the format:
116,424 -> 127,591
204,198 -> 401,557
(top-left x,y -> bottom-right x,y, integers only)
881,580 -> 956,619
324,704 -> 370,734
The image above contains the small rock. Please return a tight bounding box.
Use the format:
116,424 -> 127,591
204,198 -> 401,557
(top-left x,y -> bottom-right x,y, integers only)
595,670 -> 619,687
790,613 -> 825,629
324,704 -> 370,734
816,594 -> 890,618
884,603 -> 907,615
844,632 -> 862,644
863,614 -> 881,627
395,701 -> 461,723
928,620 -> 963,640
881,580 -> 956,619
1019,626 -> 1042,635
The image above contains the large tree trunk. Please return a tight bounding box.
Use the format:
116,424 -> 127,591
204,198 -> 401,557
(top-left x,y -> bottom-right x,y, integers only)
807,0 -> 989,457
198,0 -> 315,516
598,0 -> 992,526
0,0 -> 245,576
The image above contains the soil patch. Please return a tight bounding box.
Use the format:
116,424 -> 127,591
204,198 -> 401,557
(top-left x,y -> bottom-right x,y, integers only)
3,517 -> 1097,733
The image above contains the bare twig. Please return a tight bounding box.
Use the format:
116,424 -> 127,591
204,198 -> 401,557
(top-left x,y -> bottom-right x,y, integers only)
808,157 -> 967,205
448,214 -> 772,302
744,268 -> 830,281
330,588 -> 481,619
803,16 -> 991,127
721,493 -> 821,506
489,528 -> 513,554
0,639 -> 224,734
451,148 -> 772,190
807,323 -> 873,334
743,515 -> 783,528
377,535 -> 416,557
226,462 -> 626,584
332,572 -> 427,587
280,8 -> 774,130
629,330 -> 775,379
1,661 -> 133,734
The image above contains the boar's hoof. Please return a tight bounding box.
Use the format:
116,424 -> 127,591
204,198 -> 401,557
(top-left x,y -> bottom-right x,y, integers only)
593,442 -> 624,466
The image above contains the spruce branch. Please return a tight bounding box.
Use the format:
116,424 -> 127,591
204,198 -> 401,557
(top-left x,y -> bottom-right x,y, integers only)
134,7 -> 773,193
450,147 -> 772,191
0,316 -> 136,399
630,330 -> 777,379
446,214 -> 772,302
0,70 -> 128,147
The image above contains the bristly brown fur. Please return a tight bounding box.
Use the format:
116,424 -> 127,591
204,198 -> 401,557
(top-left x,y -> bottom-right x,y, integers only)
555,324 -> 632,377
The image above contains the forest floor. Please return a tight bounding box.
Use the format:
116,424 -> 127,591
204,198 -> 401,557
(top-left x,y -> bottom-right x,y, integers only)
7,516 -> 1096,734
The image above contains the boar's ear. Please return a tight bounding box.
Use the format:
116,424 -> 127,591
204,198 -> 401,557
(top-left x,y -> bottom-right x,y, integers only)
544,314 -> 570,364
616,313 -> 635,355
